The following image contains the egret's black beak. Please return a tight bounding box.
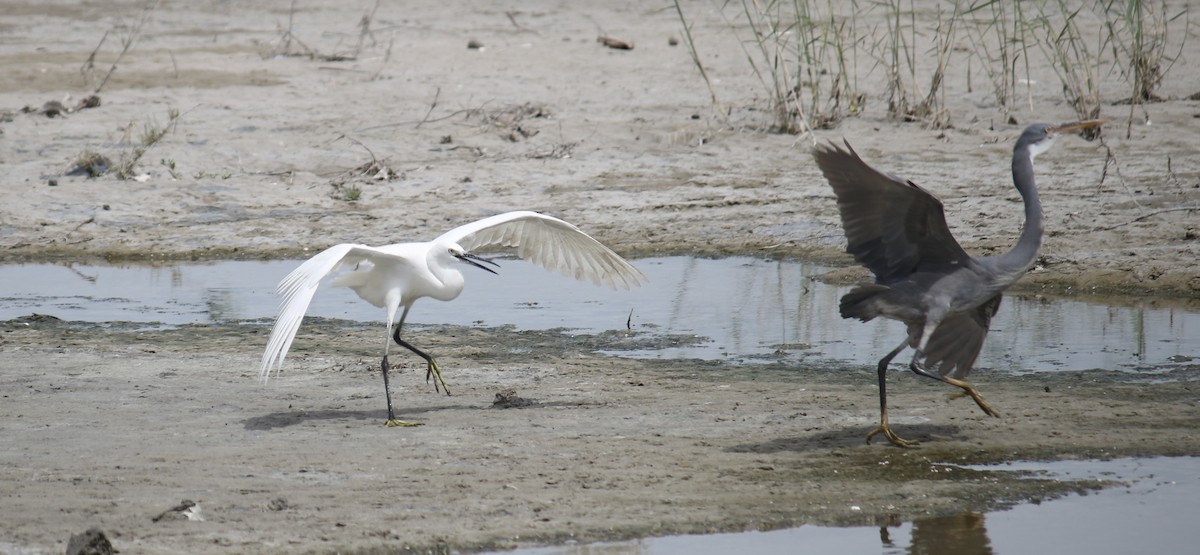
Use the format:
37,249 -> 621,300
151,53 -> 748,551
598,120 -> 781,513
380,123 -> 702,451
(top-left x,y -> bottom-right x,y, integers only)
455,252 -> 499,275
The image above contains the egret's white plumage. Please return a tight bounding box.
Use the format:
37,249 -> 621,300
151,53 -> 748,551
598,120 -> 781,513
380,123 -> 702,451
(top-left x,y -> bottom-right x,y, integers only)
259,210 -> 645,425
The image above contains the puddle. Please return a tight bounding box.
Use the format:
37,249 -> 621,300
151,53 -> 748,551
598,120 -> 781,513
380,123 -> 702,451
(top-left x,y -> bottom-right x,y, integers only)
1,256 -> 1197,374
488,456 -> 1199,555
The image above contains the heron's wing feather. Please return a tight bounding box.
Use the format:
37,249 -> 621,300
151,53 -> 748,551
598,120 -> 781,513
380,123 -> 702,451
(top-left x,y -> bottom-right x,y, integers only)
435,211 -> 646,290
813,140 -> 972,284
921,295 -> 1002,378
259,243 -> 407,382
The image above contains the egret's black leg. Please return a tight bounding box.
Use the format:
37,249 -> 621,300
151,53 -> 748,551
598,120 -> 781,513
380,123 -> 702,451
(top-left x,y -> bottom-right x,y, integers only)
382,355 -> 396,420
867,340 -> 918,448
908,354 -> 1000,417
381,353 -> 421,427
392,322 -> 450,395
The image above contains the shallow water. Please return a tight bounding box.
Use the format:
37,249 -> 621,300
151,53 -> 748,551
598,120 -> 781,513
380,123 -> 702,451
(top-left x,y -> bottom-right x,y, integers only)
3,258 -> 1196,552
489,456 -> 1199,555
1,256 -> 1196,374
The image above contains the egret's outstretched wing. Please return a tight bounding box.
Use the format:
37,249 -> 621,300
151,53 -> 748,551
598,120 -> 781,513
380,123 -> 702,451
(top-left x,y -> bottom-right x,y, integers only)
814,141 -> 972,285
260,243 -> 407,382
436,211 -> 646,290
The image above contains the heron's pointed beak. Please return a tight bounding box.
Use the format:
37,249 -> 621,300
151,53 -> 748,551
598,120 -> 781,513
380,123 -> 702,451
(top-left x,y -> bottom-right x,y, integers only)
1050,119 -> 1107,137
455,252 -> 499,275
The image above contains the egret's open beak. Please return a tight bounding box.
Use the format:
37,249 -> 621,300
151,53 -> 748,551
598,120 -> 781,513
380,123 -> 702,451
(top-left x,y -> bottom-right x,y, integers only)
455,252 -> 499,275
1050,119 -> 1107,138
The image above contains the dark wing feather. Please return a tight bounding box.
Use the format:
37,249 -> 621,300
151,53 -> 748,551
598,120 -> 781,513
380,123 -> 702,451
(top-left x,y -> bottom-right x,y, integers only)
813,140 -> 972,284
921,295 -> 1003,378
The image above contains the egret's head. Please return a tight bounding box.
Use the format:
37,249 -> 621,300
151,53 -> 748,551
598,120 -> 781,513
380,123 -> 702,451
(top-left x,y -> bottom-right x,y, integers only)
447,245 -> 499,275
1019,119 -> 1107,159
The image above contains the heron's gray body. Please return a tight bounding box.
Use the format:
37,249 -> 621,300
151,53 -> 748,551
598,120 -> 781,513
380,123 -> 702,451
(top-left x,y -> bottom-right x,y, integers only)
818,125 -> 1051,379
814,120 -> 1103,446
839,261 -> 1005,379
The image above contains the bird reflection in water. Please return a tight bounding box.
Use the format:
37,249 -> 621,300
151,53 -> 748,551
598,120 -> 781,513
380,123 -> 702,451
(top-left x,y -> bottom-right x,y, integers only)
880,512 -> 992,555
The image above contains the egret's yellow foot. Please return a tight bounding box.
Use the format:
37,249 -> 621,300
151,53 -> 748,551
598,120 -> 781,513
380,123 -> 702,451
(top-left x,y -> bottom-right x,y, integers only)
425,359 -> 451,395
385,419 -> 423,428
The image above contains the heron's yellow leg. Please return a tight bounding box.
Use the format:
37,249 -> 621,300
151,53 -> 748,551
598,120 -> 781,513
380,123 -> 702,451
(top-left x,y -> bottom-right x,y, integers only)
942,377 -> 1000,417
867,406 -> 918,448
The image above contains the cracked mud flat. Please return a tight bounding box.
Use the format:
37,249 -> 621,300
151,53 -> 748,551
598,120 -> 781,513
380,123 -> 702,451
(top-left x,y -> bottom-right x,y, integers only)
1,1 -> 1199,553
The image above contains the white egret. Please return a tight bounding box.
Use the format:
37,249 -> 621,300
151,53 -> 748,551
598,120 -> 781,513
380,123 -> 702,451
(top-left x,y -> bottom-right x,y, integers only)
260,210 -> 646,427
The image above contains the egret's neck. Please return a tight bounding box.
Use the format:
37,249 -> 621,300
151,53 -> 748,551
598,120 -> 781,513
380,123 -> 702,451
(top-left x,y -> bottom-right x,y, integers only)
994,146 -> 1044,281
428,249 -> 467,302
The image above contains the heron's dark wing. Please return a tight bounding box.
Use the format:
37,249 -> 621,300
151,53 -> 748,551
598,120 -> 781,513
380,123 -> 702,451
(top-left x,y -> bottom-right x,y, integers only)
921,295 -> 1003,378
434,211 -> 646,290
813,140 -> 972,284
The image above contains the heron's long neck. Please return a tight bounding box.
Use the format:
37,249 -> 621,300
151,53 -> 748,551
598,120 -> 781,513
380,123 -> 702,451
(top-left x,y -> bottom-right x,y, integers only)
994,146 -> 1044,280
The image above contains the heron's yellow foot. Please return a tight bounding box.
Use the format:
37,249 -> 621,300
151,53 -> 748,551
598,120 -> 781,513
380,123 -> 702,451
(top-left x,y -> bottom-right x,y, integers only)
425,359 -> 451,396
385,419 -> 423,428
866,424 -> 918,448
945,381 -> 1000,417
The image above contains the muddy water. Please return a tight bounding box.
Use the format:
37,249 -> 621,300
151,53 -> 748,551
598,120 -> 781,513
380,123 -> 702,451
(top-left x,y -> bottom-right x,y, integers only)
1,256 -> 1196,374
493,457 -> 1199,555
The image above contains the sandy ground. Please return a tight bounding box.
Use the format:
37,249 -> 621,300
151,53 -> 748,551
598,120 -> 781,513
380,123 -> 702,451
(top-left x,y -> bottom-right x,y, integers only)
1,1 -> 1199,553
